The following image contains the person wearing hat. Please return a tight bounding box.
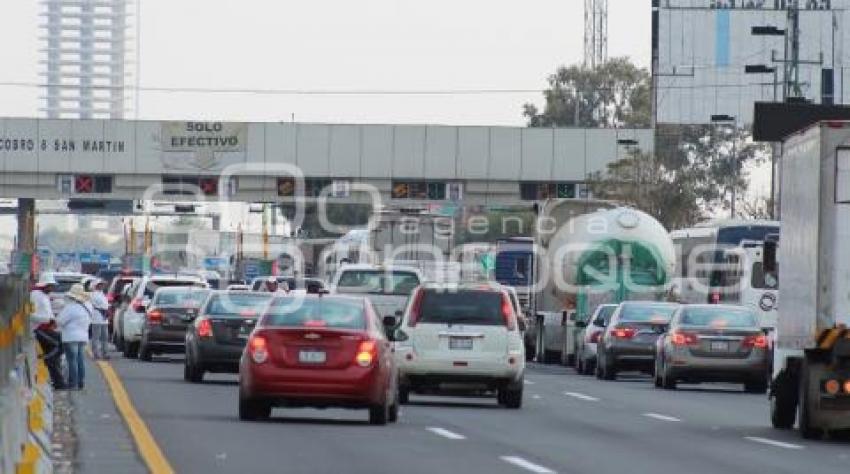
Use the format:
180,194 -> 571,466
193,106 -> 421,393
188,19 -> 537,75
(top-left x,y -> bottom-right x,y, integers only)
31,272 -> 65,390
264,276 -> 290,294
87,279 -> 110,360
57,283 -> 92,390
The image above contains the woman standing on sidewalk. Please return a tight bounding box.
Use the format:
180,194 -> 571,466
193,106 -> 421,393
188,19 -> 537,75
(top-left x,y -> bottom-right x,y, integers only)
57,284 -> 92,390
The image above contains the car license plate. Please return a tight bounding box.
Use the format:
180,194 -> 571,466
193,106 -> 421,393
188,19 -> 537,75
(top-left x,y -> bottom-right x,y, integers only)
449,337 -> 473,350
710,341 -> 729,352
299,350 -> 326,364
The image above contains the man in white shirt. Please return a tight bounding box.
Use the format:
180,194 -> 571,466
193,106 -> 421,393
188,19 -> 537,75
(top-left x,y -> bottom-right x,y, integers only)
88,279 -> 110,360
31,272 -> 65,389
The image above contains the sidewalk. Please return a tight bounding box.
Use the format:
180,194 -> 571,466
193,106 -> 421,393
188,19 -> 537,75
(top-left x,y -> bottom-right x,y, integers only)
53,354 -> 148,473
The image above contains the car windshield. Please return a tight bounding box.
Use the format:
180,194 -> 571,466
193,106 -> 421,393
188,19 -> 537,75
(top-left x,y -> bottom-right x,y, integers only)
335,270 -> 420,296
680,308 -> 758,328
153,289 -> 209,307
205,293 -> 273,317
619,304 -> 678,323
418,290 -> 505,326
144,280 -> 206,299
55,278 -> 84,293
264,298 -> 365,330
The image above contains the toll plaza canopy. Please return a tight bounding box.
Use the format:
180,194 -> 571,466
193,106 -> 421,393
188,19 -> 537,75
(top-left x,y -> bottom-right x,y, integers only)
0,118 -> 652,204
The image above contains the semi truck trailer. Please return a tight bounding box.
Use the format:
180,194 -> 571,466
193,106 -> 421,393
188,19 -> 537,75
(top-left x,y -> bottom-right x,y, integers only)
769,122 -> 850,438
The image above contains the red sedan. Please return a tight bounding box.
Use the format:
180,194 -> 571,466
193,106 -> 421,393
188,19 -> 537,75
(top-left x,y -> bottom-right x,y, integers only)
238,294 -> 399,425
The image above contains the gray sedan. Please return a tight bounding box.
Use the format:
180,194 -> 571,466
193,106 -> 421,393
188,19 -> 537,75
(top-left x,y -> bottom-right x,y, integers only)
654,305 -> 769,393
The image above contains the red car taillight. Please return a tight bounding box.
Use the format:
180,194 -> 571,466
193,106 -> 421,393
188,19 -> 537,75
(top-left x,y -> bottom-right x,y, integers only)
249,335 -> 268,364
146,309 -> 163,325
355,340 -> 377,367
107,293 -> 115,303
589,330 -> 602,344
612,327 -> 637,340
131,298 -> 145,313
501,295 -> 517,331
407,289 -> 425,327
671,331 -> 699,346
742,334 -> 768,349
196,318 -> 213,339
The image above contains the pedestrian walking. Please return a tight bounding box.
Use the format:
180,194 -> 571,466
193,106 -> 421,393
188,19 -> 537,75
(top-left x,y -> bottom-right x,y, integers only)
57,284 -> 92,390
30,272 -> 66,390
87,278 -> 110,360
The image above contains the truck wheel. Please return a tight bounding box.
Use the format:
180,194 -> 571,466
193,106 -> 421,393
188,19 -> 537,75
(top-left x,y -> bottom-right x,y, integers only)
770,371 -> 797,429
798,361 -> 823,439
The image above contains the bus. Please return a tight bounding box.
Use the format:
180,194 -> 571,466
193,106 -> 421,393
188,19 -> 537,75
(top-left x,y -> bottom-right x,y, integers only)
670,219 -> 779,327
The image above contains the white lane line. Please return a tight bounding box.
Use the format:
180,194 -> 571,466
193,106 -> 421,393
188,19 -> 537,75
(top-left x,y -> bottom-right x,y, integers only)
500,456 -> 556,474
524,380 -> 536,385
744,437 -> 804,450
426,427 -> 466,440
532,394 -> 542,400
643,413 -> 681,422
563,391 -> 599,402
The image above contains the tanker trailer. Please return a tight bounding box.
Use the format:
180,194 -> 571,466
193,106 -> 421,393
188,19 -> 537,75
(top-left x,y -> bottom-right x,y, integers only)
534,205 -> 675,365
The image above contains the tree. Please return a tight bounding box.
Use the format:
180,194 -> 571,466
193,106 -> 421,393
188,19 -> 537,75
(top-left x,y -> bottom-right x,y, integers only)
590,125 -> 770,230
588,149 -> 702,230
524,57 -> 651,128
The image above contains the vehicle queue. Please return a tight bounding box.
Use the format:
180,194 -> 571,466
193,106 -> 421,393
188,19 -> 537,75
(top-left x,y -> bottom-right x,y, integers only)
34,217 -> 777,427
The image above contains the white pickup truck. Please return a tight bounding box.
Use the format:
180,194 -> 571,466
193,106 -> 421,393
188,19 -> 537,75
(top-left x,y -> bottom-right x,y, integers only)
329,264 -> 423,318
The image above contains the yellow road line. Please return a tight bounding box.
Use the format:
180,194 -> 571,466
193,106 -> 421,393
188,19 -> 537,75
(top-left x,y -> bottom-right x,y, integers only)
94,358 -> 176,474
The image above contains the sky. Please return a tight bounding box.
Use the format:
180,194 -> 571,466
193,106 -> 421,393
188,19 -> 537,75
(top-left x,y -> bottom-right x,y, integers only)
0,0 -> 652,126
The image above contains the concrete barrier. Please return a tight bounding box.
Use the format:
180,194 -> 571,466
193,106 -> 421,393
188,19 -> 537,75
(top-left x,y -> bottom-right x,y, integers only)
0,275 -> 54,474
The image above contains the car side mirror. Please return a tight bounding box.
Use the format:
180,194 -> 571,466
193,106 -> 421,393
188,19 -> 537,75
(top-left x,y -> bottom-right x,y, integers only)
575,320 -> 588,329
518,317 -> 527,332
383,315 -> 398,328
392,329 -> 409,343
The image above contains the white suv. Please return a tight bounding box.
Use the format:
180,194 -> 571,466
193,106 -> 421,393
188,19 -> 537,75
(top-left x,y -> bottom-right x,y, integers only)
117,274 -> 207,358
392,282 -> 525,408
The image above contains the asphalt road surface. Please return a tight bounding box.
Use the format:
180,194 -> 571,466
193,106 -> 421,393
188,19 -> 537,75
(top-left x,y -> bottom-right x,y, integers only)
108,356 -> 850,474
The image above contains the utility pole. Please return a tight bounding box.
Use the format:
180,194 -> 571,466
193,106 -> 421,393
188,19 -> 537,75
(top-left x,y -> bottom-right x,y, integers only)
786,0 -> 802,99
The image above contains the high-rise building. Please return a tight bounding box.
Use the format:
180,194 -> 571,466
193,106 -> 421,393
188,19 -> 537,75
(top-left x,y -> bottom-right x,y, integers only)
40,0 -> 134,119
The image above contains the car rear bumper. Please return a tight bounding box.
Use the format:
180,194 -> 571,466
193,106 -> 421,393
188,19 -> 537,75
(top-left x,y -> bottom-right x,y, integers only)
196,341 -> 245,372
241,363 -> 385,405
398,356 -> 523,381
144,326 -> 188,347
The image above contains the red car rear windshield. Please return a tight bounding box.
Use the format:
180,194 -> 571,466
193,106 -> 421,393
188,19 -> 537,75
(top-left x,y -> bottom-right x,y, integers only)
418,290 -> 504,326
265,298 -> 366,330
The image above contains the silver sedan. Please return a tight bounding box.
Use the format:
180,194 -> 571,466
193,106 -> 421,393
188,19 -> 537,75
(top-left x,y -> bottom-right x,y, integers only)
654,305 -> 769,393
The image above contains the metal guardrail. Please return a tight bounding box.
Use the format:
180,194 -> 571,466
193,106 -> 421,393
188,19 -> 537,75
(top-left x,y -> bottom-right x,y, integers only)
0,274 -> 54,474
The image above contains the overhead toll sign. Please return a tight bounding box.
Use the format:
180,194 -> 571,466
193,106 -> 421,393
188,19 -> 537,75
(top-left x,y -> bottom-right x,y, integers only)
162,122 -> 246,152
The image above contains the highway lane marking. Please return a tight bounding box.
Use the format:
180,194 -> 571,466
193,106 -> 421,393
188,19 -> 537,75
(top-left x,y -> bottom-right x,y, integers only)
500,456 -> 556,474
524,380 -> 536,385
643,413 -> 681,422
532,395 -> 542,400
744,437 -> 805,450
426,427 -> 467,440
563,391 -> 599,402
95,358 -> 176,474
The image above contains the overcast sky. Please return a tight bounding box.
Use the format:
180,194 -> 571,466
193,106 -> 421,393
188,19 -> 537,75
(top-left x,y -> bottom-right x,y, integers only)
0,0 -> 651,126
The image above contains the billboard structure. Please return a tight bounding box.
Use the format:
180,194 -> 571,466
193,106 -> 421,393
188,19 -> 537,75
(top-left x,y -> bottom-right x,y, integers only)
654,0 -> 846,125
